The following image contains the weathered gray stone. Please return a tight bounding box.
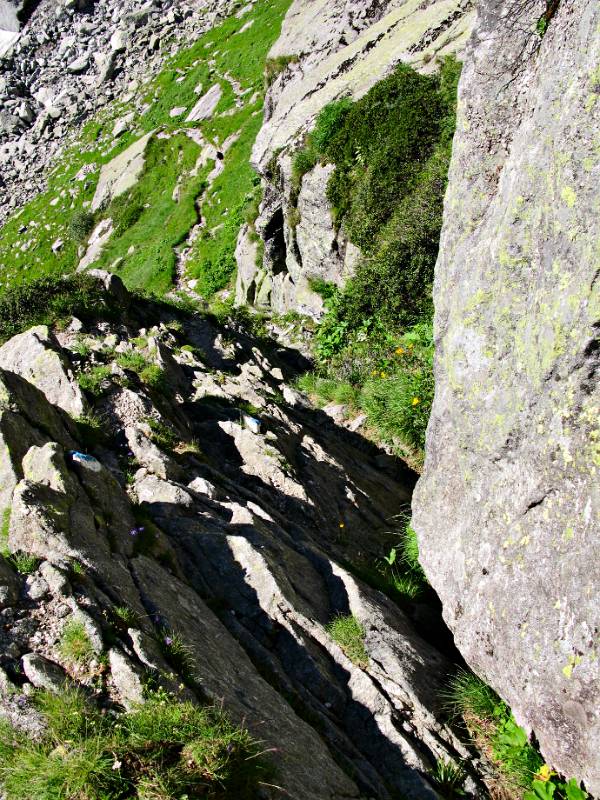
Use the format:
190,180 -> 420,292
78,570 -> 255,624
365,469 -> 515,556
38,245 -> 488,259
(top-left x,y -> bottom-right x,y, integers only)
39,561 -> 70,596
108,648 -> 144,709
22,653 -> 70,692
125,424 -> 179,480
0,368 -> 75,513
186,83 -> 222,122
0,326 -> 85,418
0,553 -> 20,608
131,555 -> 362,800
413,0 -> 600,791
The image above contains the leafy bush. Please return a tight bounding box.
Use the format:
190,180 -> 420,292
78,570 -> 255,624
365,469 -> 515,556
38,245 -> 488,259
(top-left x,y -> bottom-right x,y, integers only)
311,98 -> 353,153
0,274 -> 120,343
360,351 -> 434,451
67,211 -> 95,243
291,147 -> 318,191
325,614 -> 368,666
313,58 -> 461,334
0,688 -> 270,799
301,321 -> 434,458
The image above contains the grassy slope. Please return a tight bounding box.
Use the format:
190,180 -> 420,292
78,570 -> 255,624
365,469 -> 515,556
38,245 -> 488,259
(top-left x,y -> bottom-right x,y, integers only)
0,0 -> 291,296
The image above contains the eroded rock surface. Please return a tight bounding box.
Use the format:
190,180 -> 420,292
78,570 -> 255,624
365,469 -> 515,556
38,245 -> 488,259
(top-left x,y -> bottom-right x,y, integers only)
0,274 -> 478,799
414,0 -> 600,790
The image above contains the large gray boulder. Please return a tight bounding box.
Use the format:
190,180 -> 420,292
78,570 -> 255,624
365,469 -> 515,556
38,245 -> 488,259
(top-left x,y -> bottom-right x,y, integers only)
0,326 -> 85,418
413,0 -> 600,791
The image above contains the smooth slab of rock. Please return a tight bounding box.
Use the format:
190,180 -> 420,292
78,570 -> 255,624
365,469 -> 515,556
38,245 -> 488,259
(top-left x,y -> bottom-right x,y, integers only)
91,130 -> 154,212
413,0 -> 600,791
186,83 -> 222,122
108,648 -> 144,709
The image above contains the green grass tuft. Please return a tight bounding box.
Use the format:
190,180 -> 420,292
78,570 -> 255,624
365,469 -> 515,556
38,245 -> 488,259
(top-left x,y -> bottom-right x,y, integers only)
59,620 -> 95,666
326,614 -> 368,666
78,365 -> 113,397
430,758 -> 467,799
7,552 -> 39,575
0,688 -> 271,799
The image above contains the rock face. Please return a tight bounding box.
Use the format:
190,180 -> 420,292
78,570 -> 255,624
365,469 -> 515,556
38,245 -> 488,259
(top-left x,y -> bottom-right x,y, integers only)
0,274 -> 480,799
413,0 -> 600,790
236,0 -> 475,316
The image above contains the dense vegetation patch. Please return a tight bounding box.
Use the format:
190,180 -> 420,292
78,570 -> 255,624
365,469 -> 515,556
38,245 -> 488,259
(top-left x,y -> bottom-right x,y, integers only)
298,319 -> 434,464
296,58 -> 461,464
0,274 -> 121,343
0,688 -> 270,799
446,671 -> 589,800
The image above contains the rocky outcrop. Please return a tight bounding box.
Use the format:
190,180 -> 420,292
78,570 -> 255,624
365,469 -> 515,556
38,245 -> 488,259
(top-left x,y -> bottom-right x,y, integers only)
0,274 -> 481,799
236,0 -> 475,316
413,0 -> 600,791
0,324 -> 85,416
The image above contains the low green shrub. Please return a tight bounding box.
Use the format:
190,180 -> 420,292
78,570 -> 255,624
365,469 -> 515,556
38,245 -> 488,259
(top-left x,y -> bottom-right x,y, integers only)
116,353 -> 165,391
264,54 -> 299,87
78,365 -> 113,397
0,688 -> 271,799
0,274 -> 120,344
67,211 -> 95,243
59,620 -> 95,666
7,552 -> 39,576
139,364 -> 165,390
300,321 -> 434,459
325,614 -> 368,666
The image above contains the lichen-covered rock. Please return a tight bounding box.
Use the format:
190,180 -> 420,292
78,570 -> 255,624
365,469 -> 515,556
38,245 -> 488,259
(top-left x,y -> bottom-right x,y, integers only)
413,0 -> 600,790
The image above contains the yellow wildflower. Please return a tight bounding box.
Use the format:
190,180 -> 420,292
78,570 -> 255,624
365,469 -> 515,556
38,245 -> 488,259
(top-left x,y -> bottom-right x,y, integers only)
536,765 -> 555,783
395,347 -> 404,355
380,371 -> 387,378
412,397 -> 420,406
